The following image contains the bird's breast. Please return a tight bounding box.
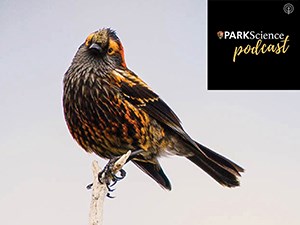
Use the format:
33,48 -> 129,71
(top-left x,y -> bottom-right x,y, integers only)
63,71 -> 166,158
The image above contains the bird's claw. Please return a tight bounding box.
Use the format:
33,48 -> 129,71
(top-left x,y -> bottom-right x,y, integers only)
86,183 -> 93,190
87,151 -> 140,197
106,192 -> 115,198
112,169 -> 126,181
91,160 -> 127,198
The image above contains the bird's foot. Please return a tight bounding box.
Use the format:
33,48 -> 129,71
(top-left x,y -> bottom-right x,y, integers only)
86,150 -> 143,196
85,161 -> 126,194
104,169 -> 127,198
96,158 -> 127,198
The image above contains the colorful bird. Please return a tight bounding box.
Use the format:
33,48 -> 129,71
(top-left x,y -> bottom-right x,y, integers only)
63,28 -> 244,190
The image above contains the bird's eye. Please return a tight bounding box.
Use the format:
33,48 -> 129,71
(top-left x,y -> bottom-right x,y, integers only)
108,48 -> 114,54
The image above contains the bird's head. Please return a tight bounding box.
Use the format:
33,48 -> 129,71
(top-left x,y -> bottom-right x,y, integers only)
81,28 -> 126,68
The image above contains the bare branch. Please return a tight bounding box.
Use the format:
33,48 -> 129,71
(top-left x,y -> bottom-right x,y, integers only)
88,151 -> 131,225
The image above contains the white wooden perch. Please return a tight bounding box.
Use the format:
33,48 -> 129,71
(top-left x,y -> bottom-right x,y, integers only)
88,151 -> 131,225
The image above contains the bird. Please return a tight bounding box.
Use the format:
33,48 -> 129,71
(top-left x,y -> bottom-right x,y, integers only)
63,28 -> 244,191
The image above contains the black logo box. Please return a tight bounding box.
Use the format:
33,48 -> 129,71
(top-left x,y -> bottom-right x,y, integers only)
207,0 -> 299,90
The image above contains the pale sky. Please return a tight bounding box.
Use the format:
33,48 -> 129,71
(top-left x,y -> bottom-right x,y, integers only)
1,0 -> 300,225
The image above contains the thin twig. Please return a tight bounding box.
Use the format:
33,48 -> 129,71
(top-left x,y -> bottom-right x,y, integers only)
88,151 -> 131,225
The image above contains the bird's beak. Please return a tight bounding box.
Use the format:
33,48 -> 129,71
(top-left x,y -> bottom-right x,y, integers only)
89,43 -> 103,53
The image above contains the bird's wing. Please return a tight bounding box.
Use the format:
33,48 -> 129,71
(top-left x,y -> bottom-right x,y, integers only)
113,69 -> 195,143
113,69 -> 244,187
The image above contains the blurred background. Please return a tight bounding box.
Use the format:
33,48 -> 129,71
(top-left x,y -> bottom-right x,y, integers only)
1,0 -> 299,225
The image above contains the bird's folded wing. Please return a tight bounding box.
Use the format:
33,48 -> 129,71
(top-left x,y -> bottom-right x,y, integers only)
114,69 -> 199,149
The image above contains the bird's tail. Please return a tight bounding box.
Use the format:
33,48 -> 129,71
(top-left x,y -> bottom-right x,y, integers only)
132,159 -> 172,190
186,142 -> 244,187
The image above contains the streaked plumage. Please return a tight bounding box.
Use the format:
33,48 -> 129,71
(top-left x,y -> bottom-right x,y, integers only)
63,28 -> 244,190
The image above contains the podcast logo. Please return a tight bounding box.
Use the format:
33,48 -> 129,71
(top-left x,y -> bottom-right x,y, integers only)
217,31 -> 224,39
217,31 -> 290,62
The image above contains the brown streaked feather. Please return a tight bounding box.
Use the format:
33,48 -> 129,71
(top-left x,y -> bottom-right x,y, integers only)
116,69 -> 183,130
116,69 -> 204,155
